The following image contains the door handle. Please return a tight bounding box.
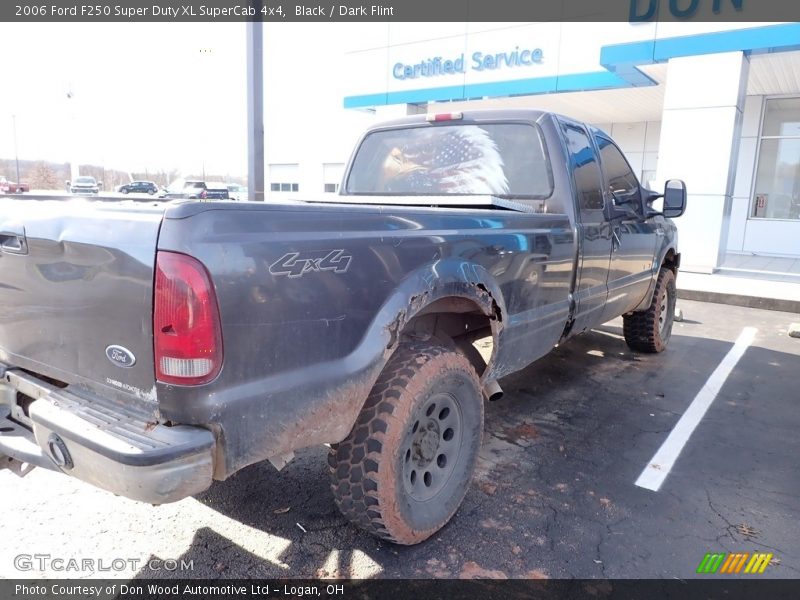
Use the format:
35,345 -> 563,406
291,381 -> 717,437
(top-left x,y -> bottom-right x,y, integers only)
0,224 -> 28,255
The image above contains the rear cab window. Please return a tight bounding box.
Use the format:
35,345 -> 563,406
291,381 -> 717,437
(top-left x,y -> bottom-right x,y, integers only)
345,122 -> 554,210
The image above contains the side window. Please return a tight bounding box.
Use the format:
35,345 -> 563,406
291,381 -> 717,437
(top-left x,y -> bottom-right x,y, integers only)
561,123 -> 604,211
595,136 -> 641,204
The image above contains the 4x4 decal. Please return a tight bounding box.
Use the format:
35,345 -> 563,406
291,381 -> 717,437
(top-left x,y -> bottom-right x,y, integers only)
269,249 -> 352,278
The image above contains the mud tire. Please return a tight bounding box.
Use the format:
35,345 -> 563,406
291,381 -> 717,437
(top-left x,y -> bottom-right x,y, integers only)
623,267 -> 677,353
328,342 -> 483,544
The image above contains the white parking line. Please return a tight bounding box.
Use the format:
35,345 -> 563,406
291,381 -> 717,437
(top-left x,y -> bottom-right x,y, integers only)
635,326 -> 758,492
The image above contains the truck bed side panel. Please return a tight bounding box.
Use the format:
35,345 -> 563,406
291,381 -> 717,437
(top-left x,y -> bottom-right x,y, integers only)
156,202 -> 575,476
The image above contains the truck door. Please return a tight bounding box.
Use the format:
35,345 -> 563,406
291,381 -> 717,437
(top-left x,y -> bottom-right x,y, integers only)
559,120 -> 613,334
594,134 -> 659,322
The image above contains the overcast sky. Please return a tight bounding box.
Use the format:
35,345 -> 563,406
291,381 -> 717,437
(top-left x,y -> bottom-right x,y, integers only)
0,23 -> 248,177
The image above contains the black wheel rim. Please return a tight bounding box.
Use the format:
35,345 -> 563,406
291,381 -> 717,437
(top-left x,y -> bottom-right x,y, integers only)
401,391 -> 462,501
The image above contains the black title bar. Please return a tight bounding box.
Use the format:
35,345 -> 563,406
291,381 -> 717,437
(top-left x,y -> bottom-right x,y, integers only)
4,0 -> 800,22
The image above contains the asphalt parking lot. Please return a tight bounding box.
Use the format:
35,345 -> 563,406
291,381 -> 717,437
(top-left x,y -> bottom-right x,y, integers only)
1,299 -> 798,580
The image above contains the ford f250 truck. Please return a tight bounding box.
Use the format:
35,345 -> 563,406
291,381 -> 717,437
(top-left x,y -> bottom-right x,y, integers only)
0,110 -> 686,544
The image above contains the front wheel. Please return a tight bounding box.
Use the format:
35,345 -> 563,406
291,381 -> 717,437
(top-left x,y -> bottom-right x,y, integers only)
623,267 -> 676,353
328,342 -> 483,545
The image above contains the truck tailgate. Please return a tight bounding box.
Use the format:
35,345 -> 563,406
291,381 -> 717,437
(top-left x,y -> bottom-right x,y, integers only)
0,199 -> 164,404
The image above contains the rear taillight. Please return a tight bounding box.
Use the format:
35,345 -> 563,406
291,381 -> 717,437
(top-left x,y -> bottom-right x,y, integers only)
154,251 -> 223,385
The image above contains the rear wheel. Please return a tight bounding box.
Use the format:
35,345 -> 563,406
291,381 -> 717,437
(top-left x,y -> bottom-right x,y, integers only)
623,267 -> 676,353
328,342 -> 483,545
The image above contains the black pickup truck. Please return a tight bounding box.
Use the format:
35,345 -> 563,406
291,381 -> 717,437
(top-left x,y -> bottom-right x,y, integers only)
0,110 -> 686,545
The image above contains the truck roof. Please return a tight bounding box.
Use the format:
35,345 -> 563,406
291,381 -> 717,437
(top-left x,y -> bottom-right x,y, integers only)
364,108 -> 551,130
364,108 -> 610,137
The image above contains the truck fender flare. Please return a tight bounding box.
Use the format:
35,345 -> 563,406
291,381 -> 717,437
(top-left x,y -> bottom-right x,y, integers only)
372,259 -> 506,363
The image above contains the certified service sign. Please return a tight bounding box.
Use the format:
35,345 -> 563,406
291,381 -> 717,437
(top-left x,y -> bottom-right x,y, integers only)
393,47 -> 544,80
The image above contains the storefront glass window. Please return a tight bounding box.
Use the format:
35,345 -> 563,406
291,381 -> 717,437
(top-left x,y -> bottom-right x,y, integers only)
752,98 -> 800,220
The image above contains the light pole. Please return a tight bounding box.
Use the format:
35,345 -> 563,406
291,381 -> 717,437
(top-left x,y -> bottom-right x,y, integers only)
12,115 -> 20,186
66,86 -> 79,183
199,47 -> 212,181
247,20 -> 265,201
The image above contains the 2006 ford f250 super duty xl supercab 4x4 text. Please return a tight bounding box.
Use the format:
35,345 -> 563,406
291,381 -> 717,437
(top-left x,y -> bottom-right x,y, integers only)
0,110 -> 686,544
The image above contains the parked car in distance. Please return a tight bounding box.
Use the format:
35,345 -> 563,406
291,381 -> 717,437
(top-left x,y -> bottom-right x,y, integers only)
69,176 -> 100,195
203,182 -> 230,200
164,180 -> 207,200
119,181 -> 158,195
0,176 -> 29,194
227,184 -> 248,201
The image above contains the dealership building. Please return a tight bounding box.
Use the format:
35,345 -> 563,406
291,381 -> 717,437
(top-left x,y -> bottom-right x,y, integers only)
262,22 -> 800,276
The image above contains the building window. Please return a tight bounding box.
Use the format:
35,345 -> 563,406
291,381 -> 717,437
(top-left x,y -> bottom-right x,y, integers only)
271,182 -> 299,192
323,163 -> 344,195
752,97 -> 800,220
269,164 -> 300,195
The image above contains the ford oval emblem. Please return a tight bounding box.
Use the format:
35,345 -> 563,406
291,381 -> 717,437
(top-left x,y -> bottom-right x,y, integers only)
106,345 -> 136,368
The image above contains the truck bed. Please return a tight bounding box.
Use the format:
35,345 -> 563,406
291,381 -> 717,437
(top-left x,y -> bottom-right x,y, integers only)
1,196 -> 575,478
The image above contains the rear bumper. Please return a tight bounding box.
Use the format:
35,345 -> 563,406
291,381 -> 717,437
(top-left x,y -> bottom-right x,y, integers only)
0,367 -> 215,504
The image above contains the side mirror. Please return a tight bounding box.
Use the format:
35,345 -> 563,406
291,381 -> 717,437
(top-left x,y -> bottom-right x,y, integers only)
663,179 -> 687,218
